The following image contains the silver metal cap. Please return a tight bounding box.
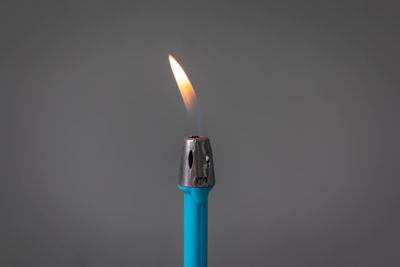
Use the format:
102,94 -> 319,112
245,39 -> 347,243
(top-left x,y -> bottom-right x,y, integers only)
179,136 -> 215,188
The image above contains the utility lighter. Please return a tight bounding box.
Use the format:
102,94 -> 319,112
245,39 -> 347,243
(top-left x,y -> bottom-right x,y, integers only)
178,136 -> 215,267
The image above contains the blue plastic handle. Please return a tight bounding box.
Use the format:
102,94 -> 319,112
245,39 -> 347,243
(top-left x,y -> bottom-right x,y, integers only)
178,185 -> 213,267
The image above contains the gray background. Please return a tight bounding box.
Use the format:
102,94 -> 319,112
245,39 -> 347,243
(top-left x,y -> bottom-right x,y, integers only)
1,0 -> 399,266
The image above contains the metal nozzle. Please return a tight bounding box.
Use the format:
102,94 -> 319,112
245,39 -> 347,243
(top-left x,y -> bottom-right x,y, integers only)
179,136 -> 215,188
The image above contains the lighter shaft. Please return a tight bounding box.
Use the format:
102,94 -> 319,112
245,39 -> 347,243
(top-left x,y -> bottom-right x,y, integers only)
179,185 -> 213,267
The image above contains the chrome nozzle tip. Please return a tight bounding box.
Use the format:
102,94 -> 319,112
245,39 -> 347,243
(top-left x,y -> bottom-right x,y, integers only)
179,136 -> 215,188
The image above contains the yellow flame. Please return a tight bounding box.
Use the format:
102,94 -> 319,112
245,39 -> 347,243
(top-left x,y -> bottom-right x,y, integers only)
168,54 -> 197,112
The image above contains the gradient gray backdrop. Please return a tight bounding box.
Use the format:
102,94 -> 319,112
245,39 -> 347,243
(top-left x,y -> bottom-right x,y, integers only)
1,1 -> 399,266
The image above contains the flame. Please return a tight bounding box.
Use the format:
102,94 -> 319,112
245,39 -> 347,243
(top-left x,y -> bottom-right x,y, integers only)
168,54 -> 197,112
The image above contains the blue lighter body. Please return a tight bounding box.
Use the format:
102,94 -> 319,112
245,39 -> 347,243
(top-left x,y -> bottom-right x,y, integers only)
178,185 -> 213,267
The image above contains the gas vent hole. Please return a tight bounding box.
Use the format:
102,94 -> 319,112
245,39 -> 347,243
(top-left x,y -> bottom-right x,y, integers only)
188,150 -> 193,168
